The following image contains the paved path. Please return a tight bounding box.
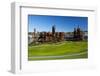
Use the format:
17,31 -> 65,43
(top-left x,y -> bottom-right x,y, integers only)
29,51 -> 87,59
30,42 -> 66,47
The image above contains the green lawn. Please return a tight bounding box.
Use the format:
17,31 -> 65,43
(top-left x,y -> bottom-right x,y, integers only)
28,41 -> 88,60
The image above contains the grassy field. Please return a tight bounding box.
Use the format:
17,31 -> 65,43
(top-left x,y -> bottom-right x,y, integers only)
28,41 -> 88,60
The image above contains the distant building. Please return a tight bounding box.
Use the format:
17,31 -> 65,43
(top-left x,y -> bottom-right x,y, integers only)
64,32 -> 74,41
28,32 -> 33,44
83,31 -> 88,40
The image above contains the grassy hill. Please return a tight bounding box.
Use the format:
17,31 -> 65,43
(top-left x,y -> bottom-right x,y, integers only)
28,41 -> 88,60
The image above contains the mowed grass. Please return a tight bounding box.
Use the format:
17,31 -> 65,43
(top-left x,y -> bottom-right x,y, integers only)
28,41 -> 88,60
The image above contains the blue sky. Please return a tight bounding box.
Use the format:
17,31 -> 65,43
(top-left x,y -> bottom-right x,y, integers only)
28,15 -> 88,32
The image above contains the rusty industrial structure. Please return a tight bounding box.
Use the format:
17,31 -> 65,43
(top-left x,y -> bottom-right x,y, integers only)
28,25 -> 87,44
32,25 -> 65,43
